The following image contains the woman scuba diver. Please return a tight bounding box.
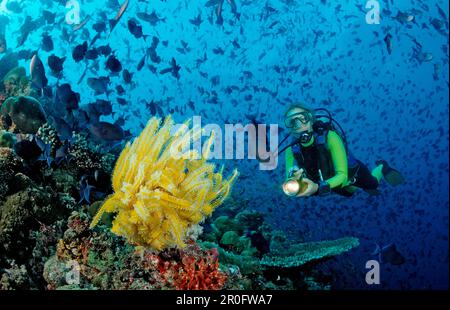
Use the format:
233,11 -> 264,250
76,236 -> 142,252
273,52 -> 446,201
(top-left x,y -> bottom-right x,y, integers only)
280,103 -> 405,197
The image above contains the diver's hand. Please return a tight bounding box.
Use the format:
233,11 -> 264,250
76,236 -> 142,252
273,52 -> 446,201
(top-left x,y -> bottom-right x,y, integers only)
289,167 -> 304,179
296,177 -> 319,197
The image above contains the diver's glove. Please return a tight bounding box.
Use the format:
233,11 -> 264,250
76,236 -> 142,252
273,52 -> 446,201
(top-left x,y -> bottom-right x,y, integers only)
287,166 -> 303,179
317,180 -> 331,196
296,177 -> 319,197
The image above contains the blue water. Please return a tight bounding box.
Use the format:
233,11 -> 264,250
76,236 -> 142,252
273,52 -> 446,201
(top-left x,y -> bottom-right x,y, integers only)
1,0 -> 448,289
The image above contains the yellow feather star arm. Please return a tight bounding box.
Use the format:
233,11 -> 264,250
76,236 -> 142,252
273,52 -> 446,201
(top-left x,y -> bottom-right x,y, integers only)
90,116 -> 239,250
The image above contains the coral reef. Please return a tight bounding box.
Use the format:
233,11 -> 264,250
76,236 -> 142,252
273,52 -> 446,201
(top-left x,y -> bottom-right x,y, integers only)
100,152 -> 116,175
43,211 -> 232,290
0,147 -> 22,201
197,205 -> 360,289
50,169 -> 78,196
44,212 -> 133,290
0,172 -> 75,261
43,255 -> 72,289
0,146 -> 78,288
200,209 -> 269,275
90,116 -> 239,250
0,261 -> 31,290
200,241 -> 260,277
36,123 -> 60,152
0,127 -> 114,289
0,66 -> 31,102
67,132 -> 106,173
211,215 -> 242,234
199,210 -> 268,287
0,106 -> 359,291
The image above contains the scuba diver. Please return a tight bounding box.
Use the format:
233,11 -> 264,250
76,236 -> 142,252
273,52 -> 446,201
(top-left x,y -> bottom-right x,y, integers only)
279,104 -> 405,197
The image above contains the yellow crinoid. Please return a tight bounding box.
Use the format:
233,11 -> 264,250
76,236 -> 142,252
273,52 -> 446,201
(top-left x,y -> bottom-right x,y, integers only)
90,115 -> 238,251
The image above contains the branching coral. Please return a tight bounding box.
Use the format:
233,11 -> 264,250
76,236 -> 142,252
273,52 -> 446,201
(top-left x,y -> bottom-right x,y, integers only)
90,116 -> 238,250
141,243 -> 228,290
36,123 -> 60,152
166,246 -> 227,290
68,133 -> 104,172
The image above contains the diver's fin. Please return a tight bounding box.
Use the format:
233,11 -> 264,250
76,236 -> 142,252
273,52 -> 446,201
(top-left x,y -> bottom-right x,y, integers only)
376,160 -> 405,186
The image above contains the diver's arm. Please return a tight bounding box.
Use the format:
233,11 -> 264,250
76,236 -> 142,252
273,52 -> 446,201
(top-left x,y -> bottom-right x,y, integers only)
285,146 -> 300,179
320,131 -> 348,192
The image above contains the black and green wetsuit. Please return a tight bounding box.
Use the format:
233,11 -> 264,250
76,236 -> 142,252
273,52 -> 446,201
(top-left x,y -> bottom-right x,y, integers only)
285,130 -> 384,196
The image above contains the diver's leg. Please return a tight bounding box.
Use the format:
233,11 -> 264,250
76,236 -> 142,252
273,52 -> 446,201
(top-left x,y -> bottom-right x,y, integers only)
352,161 -> 380,191
334,161 -> 379,196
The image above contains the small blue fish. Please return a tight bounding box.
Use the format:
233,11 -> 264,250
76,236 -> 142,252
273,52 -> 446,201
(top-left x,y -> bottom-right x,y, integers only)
78,177 -> 95,205
54,143 -> 73,166
384,33 -> 393,55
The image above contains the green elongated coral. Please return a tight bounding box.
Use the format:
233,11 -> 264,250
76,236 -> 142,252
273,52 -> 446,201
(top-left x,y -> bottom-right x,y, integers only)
260,237 -> 359,268
90,116 -> 238,251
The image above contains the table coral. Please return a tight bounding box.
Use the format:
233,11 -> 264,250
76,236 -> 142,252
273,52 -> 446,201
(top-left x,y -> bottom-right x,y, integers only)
260,237 -> 360,268
90,116 -> 238,250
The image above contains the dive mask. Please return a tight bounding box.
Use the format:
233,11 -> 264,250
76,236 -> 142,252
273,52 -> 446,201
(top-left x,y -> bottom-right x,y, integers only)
284,111 -> 312,129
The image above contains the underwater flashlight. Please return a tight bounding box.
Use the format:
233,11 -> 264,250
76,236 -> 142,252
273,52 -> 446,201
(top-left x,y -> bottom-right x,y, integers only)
282,178 -> 301,196
282,178 -> 309,197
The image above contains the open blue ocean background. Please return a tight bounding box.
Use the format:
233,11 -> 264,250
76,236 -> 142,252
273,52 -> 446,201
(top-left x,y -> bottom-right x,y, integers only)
1,0 -> 448,289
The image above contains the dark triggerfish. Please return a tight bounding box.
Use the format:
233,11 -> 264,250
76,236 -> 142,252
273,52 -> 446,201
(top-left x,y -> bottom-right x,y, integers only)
88,122 -> 124,142
372,243 -> 405,265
